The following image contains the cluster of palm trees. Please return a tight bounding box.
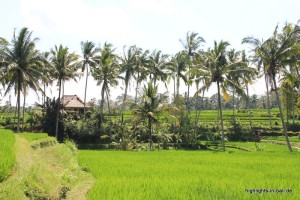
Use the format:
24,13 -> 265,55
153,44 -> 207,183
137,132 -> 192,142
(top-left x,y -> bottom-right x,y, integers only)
0,21 -> 300,152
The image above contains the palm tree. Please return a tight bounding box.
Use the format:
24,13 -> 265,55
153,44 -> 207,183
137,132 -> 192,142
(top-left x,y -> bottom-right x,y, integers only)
242,23 -> 300,152
241,50 -> 257,129
134,82 -> 169,150
147,50 -> 170,87
0,28 -> 43,132
40,51 -> 54,106
169,51 -> 188,103
92,43 -> 120,121
133,48 -> 150,103
50,45 -> 79,140
195,41 -> 253,151
120,45 -> 137,103
180,32 -> 205,108
79,41 -> 99,116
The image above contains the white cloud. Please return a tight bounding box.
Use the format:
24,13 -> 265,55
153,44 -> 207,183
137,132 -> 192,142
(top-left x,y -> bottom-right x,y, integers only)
20,0 -> 136,50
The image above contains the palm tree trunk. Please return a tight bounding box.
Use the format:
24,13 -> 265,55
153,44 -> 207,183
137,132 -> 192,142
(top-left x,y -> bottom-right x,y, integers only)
106,89 -> 112,137
22,92 -> 26,132
83,65 -> 89,117
195,90 -> 205,126
148,117 -> 152,150
232,90 -> 235,117
217,81 -> 225,151
123,80 -> 129,103
176,75 -> 180,105
14,99 -> 17,128
135,72 -> 139,104
245,83 -> 252,130
55,79 -> 62,140
272,75 -> 292,152
194,83 -> 199,127
17,77 -> 21,133
265,74 -> 272,128
173,76 -> 176,102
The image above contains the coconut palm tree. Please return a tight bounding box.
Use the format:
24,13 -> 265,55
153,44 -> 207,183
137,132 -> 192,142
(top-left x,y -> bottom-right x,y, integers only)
169,51 -> 188,103
242,23 -> 300,152
133,48 -> 150,103
79,41 -> 99,116
194,41 -> 253,151
134,82 -> 169,150
120,45 -> 137,103
147,50 -> 170,87
92,43 -> 120,117
241,50 -> 257,130
0,28 -> 43,132
50,44 -> 79,140
180,32 -> 205,108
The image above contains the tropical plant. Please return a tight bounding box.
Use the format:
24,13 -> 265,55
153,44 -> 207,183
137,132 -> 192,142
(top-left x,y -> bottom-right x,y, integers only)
0,28 -> 43,132
134,82 -> 169,150
179,32 -> 205,108
194,41 -> 253,151
92,42 -> 120,132
147,50 -> 170,86
242,22 -> 300,152
120,45 -> 137,103
79,41 -> 99,116
50,44 -> 79,141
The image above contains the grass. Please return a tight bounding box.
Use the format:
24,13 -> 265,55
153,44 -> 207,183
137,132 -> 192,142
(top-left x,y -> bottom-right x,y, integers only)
16,132 -> 48,141
0,129 -> 15,182
78,145 -> 300,200
0,134 -> 93,199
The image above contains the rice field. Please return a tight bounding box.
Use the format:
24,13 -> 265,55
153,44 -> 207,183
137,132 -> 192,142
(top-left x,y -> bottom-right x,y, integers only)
78,145 -> 300,200
0,129 -> 15,182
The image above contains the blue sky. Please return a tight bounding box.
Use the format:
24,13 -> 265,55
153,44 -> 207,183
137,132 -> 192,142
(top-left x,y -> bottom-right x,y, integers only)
1,0 -> 300,105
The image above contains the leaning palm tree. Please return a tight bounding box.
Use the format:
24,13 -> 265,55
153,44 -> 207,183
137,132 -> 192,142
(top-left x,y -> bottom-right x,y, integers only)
79,41 -> 99,116
50,45 -> 79,140
240,50 -> 257,130
242,23 -> 300,152
194,41 -> 253,151
0,28 -> 43,132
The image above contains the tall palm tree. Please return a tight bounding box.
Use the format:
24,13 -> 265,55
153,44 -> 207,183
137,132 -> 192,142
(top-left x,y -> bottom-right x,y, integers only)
0,28 -> 43,132
242,23 -> 300,152
180,32 -> 205,108
241,50 -> 257,129
133,48 -> 150,103
170,51 -> 188,103
40,51 -> 53,105
120,45 -> 137,103
195,41 -> 253,151
147,50 -> 170,86
92,43 -> 120,118
79,41 -> 99,116
50,45 -> 79,140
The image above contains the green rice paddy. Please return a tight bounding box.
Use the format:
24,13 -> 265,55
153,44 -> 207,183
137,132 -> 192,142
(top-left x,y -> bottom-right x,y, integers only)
78,145 -> 300,200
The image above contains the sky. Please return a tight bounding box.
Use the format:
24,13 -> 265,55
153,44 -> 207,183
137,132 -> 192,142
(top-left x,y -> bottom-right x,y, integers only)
1,0 -> 300,106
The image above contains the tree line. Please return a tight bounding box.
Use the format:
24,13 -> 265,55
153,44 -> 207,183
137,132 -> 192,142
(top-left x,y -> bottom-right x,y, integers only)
1,20 -> 300,152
